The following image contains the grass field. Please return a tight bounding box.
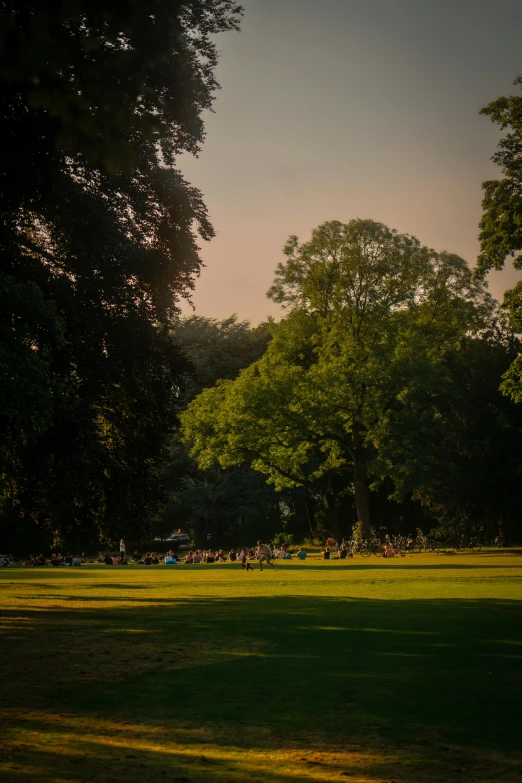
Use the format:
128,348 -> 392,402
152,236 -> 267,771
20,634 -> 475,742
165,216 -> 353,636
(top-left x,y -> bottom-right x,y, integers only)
1,551 -> 522,783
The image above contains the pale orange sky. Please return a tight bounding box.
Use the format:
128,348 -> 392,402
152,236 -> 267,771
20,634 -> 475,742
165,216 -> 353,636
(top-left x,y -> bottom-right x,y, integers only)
181,0 -> 522,324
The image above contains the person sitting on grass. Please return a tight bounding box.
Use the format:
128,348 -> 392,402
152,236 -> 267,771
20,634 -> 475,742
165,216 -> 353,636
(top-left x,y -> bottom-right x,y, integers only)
152,553 -> 159,565
144,553 -> 152,565
97,552 -> 104,563
228,549 -> 237,561
384,543 -> 395,558
338,546 -> 349,560
118,553 -> 128,565
277,547 -> 286,559
296,547 -> 307,561
205,550 -> 215,563
111,553 -> 119,565
164,552 -> 177,564
133,550 -> 141,563
72,555 -> 82,567
193,551 -> 202,563
217,549 -> 227,562
322,547 -> 331,560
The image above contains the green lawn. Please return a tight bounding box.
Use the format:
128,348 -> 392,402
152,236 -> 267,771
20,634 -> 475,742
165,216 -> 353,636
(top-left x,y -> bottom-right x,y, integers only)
1,552 -> 522,783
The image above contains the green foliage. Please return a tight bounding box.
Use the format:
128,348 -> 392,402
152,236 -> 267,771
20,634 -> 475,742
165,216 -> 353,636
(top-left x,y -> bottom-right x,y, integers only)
0,275 -> 65,469
476,78 -> 522,401
351,521 -> 364,542
172,314 -> 271,403
0,2 -> 242,547
271,532 -> 295,550
156,316 -> 275,547
477,77 -> 522,276
182,219 -> 493,537
0,1 -> 242,172
302,536 -> 324,548
374,335 -> 522,537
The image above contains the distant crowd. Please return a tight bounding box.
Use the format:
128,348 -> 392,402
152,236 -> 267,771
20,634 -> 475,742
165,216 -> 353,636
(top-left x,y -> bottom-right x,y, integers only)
1,541 -> 310,568
98,543 -> 303,566
0,553 -> 88,567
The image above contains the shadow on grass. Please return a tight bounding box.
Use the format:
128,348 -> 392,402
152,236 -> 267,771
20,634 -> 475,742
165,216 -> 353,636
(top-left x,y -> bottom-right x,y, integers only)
1,594 -> 522,783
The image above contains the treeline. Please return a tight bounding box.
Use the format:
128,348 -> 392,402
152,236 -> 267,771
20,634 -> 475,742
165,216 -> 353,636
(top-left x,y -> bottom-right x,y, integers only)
2,5 -> 522,550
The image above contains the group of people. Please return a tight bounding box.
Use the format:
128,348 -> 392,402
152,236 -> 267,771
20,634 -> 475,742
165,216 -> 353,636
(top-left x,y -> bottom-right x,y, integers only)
99,552 -> 130,565
51,553 -> 87,566
96,541 -> 308,570
183,549 -> 226,563
98,549 -> 174,565
2,539 -> 313,570
321,539 -> 405,559
18,553 -> 87,567
1,552 -> 89,567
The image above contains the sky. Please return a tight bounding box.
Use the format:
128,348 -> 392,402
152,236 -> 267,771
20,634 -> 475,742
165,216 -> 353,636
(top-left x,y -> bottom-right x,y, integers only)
181,0 -> 522,324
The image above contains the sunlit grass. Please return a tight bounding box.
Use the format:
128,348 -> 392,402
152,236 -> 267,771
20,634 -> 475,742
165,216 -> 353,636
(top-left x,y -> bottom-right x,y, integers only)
1,552 -> 521,782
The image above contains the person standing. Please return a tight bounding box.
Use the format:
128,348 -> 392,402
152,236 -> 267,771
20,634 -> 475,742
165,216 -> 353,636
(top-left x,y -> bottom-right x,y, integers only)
256,540 -> 277,572
120,539 -> 126,558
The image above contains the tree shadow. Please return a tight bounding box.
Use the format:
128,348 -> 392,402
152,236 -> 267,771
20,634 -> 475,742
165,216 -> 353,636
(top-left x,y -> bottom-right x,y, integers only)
2,594 -> 522,783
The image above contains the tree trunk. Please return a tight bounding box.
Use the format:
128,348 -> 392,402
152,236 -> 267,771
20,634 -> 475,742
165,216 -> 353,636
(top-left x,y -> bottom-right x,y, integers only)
193,517 -> 209,550
352,428 -> 372,539
304,489 -> 315,538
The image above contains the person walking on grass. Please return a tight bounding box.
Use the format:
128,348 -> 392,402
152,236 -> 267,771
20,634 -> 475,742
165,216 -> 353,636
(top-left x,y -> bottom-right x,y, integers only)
256,540 -> 277,572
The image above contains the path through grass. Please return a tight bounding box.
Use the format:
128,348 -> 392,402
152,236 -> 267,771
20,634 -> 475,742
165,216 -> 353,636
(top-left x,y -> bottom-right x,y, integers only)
1,552 -> 521,782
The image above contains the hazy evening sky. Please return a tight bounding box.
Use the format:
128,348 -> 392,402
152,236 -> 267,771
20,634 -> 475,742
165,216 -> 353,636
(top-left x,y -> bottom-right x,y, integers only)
181,0 -> 522,324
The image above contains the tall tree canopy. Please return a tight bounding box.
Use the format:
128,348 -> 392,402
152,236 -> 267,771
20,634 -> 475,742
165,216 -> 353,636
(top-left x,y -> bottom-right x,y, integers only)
182,219 -> 494,538
0,1 -> 242,548
477,77 -> 522,402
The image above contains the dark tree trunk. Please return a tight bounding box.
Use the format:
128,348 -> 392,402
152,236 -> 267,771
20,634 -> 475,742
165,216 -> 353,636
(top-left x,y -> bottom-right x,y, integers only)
352,427 -> 371,539
304,488 -> 315,538
193,517 -> 209,550
324,493 -> 341,540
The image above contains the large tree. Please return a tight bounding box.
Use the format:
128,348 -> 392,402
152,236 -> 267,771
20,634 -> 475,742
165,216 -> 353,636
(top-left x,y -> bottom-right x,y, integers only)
0,2 -> 242,547
182,219 -> 492,537
476,77 -> 522,401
